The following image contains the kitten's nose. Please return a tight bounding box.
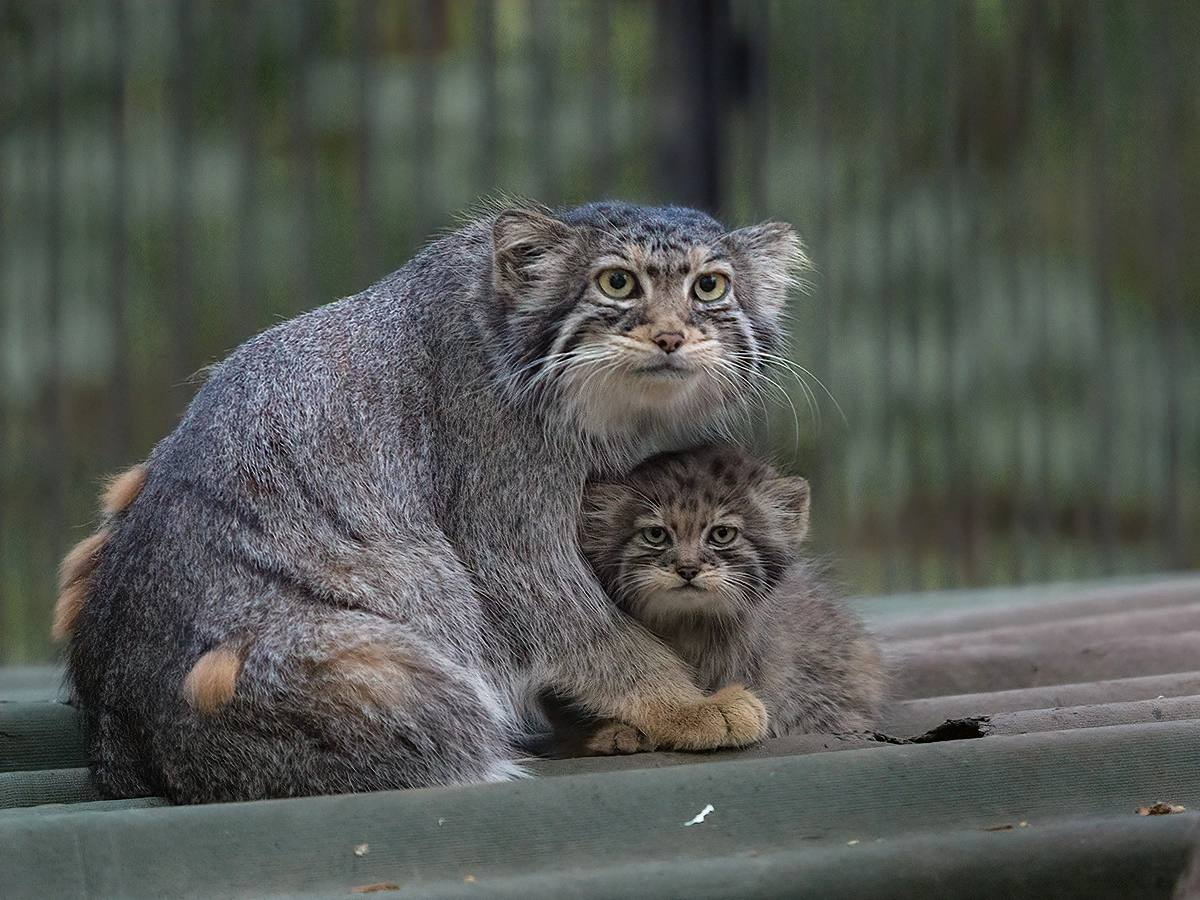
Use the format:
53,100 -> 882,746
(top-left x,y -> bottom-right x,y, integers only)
652,331 -> 685,354
676,565 -> 700,582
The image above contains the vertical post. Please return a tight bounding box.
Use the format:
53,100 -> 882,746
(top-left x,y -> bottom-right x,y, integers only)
655,0 -> 730,216
588,0 -> 614,199
1152,3 -> 1185,569
961,2 -> 983,585
941,0 -> 963,587
413,0 -> 436,235
876,3 -> 900,591
528,0 -> 556,201
291,0 -> 316,312
1086,1 -> 1116,572
745,0 -> 771,219
44,0 -> 68,560
1004,0 -> 1032,583
108,0 -> 132,464
355,0 -> 378,284
0,0 -> 9,656
475,0 -> 499,192
172,0 -> 196,379
904,22 -> 923,588
1030,7 -> 1052,582
809,0 -> 832,501
234,0 -> 260,340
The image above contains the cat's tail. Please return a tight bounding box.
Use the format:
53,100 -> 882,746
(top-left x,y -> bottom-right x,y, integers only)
53,465 -> 148,641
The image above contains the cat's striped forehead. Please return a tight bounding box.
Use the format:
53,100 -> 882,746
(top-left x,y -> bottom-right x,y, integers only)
559,201 -> 726,247
595,242 -> 718,284
625,446 -> 778,509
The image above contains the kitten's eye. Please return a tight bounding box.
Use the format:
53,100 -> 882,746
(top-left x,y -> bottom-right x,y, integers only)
708,525 -> 739,546
640,526 -> 671,547
597,268 -> 637,299
693,272 -> 728,303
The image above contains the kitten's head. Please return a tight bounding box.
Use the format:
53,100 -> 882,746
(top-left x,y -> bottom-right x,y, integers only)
489,201 -> 805,442
580,446 -> 810,627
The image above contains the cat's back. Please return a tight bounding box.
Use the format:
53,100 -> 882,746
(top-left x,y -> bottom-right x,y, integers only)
761,564 -> 886,724
72,233 -> 487,665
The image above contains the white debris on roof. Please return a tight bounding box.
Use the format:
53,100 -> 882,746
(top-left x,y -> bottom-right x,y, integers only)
683,804 -> 715,826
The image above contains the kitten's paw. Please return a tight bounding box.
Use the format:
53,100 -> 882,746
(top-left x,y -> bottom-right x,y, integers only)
584,720 -> 657,755
646,685 -> 769,751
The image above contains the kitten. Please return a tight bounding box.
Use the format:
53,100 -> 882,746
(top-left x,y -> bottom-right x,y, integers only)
578,445 -> 884,751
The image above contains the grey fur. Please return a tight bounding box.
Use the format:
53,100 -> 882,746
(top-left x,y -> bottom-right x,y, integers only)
66,201 -> 803,803
579,446 -> 885,739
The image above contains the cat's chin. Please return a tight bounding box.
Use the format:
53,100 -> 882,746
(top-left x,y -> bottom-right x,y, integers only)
569,367 -> 732,443
635,586 -> 733,622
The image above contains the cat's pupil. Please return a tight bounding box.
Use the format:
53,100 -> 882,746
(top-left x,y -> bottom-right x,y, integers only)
698,275 -> 716,293
608,272 -> 627,290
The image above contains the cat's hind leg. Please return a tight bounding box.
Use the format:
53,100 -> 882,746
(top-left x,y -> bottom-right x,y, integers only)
149,607 -> 518,803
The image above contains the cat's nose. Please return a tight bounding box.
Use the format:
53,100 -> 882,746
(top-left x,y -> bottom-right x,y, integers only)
676,565 -> 699,582
652,331 -> 685,354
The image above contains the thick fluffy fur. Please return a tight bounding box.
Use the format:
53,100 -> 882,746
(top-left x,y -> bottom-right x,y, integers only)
52,464 -> 148,642
66,201 -> 804,803
578,446 -> 884,748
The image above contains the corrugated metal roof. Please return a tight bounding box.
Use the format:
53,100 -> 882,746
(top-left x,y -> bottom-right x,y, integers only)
2,575 -> 1199,898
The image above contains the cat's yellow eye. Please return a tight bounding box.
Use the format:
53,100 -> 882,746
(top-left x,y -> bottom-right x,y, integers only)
693,272 -> 729,303
597,268 -> 637,299
641,525 -> 671,548
708,525 -> 738,546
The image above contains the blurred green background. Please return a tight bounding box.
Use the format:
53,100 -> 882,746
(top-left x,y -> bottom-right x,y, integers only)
1,0 -> 1197,664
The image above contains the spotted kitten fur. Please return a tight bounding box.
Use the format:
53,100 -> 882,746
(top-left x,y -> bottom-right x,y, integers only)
579,445 -> 884,750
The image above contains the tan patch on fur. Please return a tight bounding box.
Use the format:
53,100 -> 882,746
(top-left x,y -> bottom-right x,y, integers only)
315,642 -> 426,709
52,578 -> 90,642
618,684 -> 769,751
52,528 -> 111,641
583,720 -> 657,756
183,645 -> 244,714
101,464 -> 147,516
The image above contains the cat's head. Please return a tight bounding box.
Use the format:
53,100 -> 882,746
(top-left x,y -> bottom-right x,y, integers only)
580,446 -> 810,626
488,201 -> 805,442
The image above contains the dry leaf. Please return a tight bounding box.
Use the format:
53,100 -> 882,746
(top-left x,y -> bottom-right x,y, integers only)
1137,802 -> 1185,816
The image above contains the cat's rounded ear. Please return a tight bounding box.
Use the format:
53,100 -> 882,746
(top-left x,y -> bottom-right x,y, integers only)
492,208 -> 577,300
720,222 -> 809,312
763,476 -> 810,546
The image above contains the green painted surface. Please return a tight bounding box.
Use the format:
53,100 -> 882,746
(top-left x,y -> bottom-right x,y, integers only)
3,578 -> 1199,898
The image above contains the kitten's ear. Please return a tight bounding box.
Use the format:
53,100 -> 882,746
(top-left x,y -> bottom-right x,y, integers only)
492,208 -> 577,300
721,222 -> 809,312
579,482 -> 629,543
763,476 -> 810,546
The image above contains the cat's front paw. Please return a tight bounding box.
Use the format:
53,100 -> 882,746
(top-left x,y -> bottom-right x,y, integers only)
584,720 -> 657,755
646,685 -> 769,751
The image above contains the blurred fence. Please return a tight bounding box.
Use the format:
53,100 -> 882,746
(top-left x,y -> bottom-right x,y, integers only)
1,0 -> 1197,663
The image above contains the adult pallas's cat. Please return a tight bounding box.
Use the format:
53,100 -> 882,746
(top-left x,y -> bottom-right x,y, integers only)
59,202 -> 804,802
